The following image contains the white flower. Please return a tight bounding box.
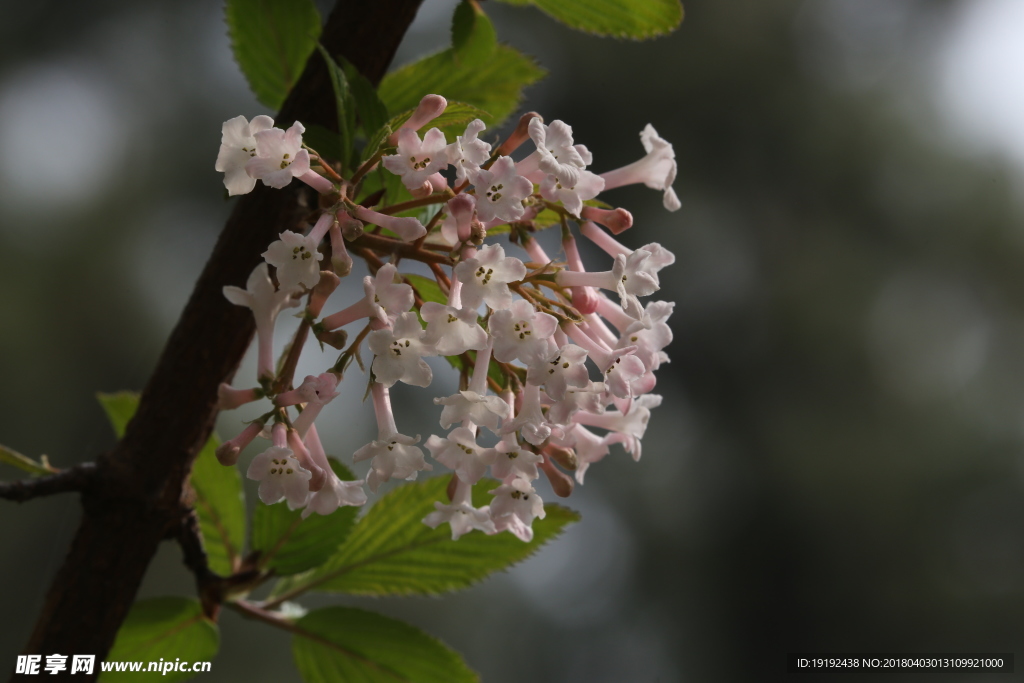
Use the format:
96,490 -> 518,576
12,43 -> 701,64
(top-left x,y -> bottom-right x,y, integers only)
215,114 -> 274,196
446,119 -> 492,185
453,244 -> 526,310
434,390 -> 509,432
425,427 -> 497,484
423,478 -> 496,540
574,395 -> 658,460
262,230 -> 324,290
246,122 -> 310,189
247,446 -> 312,509
321,263 -> 414,330
547,380 -> 607,425
492,438 -> 543,482
490,299 -> 558,364
602,352 -> 647,400
555,244 -> 676,319
500,383 -> 550,446
284,373 -> 341,437
223,263 -> 301,378
616,301 -> 674,372
600,123 -> 680,211
421,302 -> 488,356
351,205 -> 426,242
440,194 -> 477,245
552,424 -> 610,485
368,312 -> 437,388
353,432 -> 430,493
301,473 -> 367,518
539,169 -> 605,218
524,118 -> 587,187
468,156 -> 534,224
526,344 -> 590,401
382,127 -> 449,191
489,477 -> 545,542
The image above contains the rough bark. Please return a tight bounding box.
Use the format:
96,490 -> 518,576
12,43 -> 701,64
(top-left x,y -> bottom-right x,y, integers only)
12,1 -> 424,679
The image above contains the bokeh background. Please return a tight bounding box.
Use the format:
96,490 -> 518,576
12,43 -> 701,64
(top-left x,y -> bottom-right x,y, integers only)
3,0 -> 1024,680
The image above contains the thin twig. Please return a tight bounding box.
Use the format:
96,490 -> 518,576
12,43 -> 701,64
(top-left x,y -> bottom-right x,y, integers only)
376,192 -> 451,215
0,463 -> 96,503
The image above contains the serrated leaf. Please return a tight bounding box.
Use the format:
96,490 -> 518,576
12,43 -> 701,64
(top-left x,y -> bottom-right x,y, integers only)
379,46 -> 545,133
252,460 -> 359,575
452,0 -> 497,65
191,435 -> 246,577
97,391 -> 140,438
404,274 -> 448,305
96,392 -> 241,576
292,607 -> 478,683
225,0 -> 322,110
99,598 -> 218,682
269,477 -> 578,599
0,444 -> 52,476
302,123 -> 343,164
494,0 -> 683,39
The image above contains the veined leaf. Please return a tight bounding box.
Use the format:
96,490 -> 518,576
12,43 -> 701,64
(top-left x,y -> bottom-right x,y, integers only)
99,598 -> 218,682
269,477 -> 578,599
292,607 -> 478,683
342,59 -> 390,140
379,46 -> 544,132
251,460 -> 359,576
225,0 -> 322,110
191,434 -> 246,577
315,44 -> 354,169
452,0 -> 497,65
494,0 -> 683,39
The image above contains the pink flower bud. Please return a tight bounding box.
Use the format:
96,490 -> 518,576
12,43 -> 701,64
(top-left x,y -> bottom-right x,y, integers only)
217,383 -> 262,410
581,206 -> 633,235
395,94 -> 447,138
497,112 -> 542,156
307,271 -> 340,317
216,420 -> 264,466
539,453 -> 575,498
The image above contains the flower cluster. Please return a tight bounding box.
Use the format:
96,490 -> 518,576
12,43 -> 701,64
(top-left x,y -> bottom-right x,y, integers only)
214,96 -> 678,541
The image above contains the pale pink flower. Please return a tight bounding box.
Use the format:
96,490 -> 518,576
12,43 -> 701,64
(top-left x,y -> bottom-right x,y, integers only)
526,344 -> 590,401
246,122 -> 310,189
262,230 -> 323,290
215,114 -> 274,195
426,426 -> 497,485
489,299 -> 558,364
489,477 -> 545,542
320,263 -> 413,330
453,244 -> 526,310
367,312 -> 437,388
223,263 -> 301,379
446,119 -> 492,184
600,123 -> 680,211
423,477 -> 496,540
468,156 -> 534,223
421,302 -> 488,356
382,127 -> 449,191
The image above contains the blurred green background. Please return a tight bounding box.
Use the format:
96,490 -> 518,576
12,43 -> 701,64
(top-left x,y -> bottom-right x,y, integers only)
3,0 -> 1024,680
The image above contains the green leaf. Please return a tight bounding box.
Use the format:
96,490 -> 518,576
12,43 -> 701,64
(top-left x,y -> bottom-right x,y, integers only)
493,0 -> 683,39
342,60 -> 390,140
96,391 -> 142,438
452,1 -> 497,65
302,123 -> 343,164
96,392 -> 242,576
99,598 -> 218,682
225,0 -> 322,110
379,46 -> 545,132
404,274 -> 448,305
315,44 -> 354,168
292,607 -> 478,683
191,435 -> 246,577
270,477 -> 578,598
251,460 -> 359,576
0,444 -> 52,476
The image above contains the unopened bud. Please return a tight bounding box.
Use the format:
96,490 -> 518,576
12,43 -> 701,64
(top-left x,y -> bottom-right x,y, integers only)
307,271 -> 341,317
470,220 -> 486,245
498,112 -> 542,156
544,443 -> 578,471
581,206 -> 633,235
539,454 -> 574,498
339,215 -> 364,241
314,327 -> 349,350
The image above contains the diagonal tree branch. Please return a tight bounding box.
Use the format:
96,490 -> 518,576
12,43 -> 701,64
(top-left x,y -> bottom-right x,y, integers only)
14,2 -> 424,678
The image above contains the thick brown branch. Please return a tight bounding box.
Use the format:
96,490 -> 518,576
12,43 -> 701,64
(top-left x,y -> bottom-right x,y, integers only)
16,1 -> 425,677
0,463 -> 95,503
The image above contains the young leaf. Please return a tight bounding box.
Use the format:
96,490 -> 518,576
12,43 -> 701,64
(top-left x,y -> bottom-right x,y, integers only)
191,435 -> 246,577
225,0 -> 322,110
379,46 -> 545,132
269,477 -> 578,599
251,460 -> 359,576
292,607 -> 478,683
98,598 -> 218,682
96,392 -> 243,576
452,0 -> 497,65
97,391 -> 141,438
493,0 -> 683,39
404,274 -> 448,305
0,444 -> 52,476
